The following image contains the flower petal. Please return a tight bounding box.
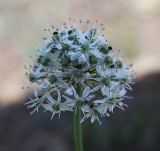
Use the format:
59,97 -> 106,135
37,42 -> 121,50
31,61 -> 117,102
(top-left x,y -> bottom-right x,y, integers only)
82,86 -> 90,99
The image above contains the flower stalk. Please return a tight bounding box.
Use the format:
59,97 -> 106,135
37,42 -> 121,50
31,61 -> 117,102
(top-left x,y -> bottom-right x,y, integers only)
74,106 -> 83,151
74,84 -> 84,151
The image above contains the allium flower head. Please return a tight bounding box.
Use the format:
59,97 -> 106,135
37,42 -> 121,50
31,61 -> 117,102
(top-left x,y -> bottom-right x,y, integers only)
25,19 -> 135,124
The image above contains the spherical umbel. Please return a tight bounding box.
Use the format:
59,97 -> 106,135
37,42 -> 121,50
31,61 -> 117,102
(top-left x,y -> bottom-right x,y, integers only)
25,20 -> 135,124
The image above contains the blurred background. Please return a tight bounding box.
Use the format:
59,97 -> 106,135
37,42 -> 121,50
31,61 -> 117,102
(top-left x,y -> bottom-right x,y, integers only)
0,0 -> 160,150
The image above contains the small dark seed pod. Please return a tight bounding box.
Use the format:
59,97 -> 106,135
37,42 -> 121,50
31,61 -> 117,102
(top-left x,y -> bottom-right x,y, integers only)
108,46 -> 112,50
53,31 -> 58,35
110,64 -> 115,68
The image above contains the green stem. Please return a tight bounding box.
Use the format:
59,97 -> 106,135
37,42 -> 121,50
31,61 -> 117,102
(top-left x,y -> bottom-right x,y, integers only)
74,107 -> 84,151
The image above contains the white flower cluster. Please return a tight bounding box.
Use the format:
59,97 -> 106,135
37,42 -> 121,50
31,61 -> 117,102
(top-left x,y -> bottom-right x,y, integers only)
26,24 -> 134,124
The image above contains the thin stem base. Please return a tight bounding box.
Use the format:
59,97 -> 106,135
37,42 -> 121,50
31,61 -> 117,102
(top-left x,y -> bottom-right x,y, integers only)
74,107 -> 84,151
